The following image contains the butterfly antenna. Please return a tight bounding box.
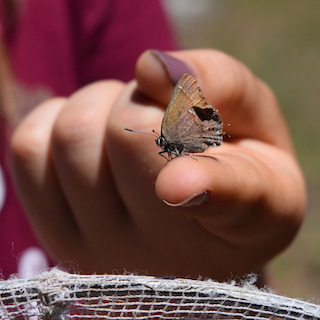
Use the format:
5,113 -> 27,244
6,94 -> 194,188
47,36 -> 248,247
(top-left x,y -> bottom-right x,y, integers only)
152,129 -> 160,136
124,128 -> 159,138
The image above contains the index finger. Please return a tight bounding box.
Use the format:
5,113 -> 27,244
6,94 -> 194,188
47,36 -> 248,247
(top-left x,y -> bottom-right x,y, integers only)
136,49 -> 294,153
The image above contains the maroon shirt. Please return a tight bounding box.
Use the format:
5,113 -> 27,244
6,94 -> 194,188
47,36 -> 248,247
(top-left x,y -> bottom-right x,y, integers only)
0,0 -> 177,278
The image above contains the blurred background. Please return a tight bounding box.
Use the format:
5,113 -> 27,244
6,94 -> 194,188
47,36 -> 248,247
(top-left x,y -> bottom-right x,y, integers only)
163,0 -> 320,300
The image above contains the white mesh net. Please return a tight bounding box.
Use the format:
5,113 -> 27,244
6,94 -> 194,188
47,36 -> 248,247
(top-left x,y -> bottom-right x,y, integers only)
0,269 -> 319,319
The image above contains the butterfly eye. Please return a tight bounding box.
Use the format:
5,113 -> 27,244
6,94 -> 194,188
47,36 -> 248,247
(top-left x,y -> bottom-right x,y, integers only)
156,136 -> 166,148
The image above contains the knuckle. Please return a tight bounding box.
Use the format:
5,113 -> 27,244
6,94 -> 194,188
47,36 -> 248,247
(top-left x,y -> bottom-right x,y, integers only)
11,119 -> 48,163
52,103 -> 100,150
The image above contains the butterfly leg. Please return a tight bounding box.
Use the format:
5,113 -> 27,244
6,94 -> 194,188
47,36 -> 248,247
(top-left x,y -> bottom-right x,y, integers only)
158,151 -> 170,162
185,152 -> 198,161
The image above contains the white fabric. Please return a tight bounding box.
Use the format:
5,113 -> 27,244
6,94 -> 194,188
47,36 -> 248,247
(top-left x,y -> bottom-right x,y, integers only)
18,247 -> 48,279
0,269 -> 319,319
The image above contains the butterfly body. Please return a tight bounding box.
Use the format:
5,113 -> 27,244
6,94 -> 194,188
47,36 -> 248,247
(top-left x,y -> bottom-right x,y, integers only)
156,135 -> 185,158
156,74 -> 223,160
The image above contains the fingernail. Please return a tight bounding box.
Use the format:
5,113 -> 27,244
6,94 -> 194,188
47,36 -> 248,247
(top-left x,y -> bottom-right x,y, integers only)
163,190 -> 209,208
151,50 -> 195,84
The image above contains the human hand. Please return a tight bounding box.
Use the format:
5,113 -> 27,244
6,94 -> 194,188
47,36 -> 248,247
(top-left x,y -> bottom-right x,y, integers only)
11,49 -> 306,282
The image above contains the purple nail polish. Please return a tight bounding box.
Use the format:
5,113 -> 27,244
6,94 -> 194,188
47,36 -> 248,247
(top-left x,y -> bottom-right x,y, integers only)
163,190 -> 209,208
151,50 -> 196,84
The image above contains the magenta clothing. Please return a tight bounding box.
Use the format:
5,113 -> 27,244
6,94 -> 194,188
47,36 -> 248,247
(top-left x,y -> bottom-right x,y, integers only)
0,0 -> 177,278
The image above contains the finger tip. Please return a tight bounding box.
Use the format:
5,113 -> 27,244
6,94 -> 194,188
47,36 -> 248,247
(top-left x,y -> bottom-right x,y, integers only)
155,156 -> 210,206
135,50 -> 174,103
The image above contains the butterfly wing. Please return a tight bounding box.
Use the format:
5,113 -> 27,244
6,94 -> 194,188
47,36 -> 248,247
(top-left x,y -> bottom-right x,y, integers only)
169,106 -> 223,153
161,75 -> 206,135
161,74 -> 223,153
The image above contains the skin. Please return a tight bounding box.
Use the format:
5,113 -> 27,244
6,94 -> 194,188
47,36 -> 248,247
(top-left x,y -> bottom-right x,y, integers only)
10,49 -> 306,284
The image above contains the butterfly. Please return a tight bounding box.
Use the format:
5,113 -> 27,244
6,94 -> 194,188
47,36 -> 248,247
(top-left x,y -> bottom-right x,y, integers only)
125,74 -> 224,160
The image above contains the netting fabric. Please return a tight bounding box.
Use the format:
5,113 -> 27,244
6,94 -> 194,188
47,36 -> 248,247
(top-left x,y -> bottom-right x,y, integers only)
0,269 -> 319,319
